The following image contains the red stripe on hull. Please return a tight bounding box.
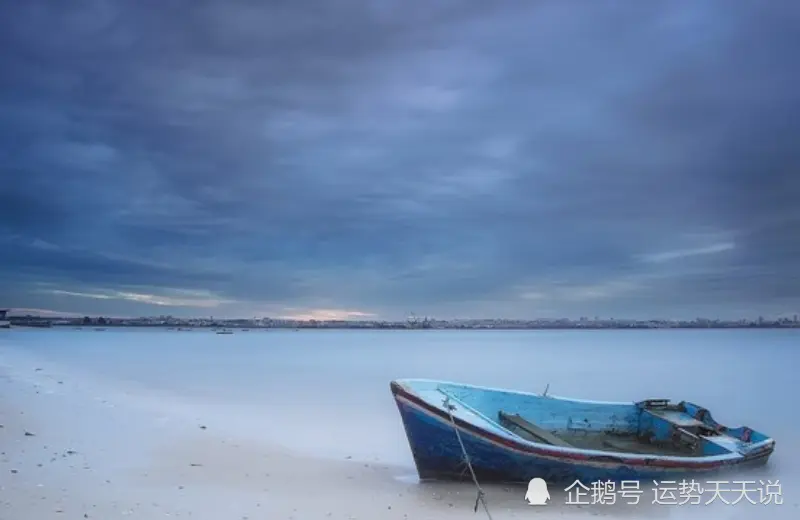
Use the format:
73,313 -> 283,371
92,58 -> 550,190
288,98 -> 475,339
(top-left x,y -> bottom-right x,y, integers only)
389,381 -> 770,471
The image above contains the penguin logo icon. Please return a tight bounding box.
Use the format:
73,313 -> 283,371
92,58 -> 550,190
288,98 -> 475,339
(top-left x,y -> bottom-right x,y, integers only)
525,477 -> 550,505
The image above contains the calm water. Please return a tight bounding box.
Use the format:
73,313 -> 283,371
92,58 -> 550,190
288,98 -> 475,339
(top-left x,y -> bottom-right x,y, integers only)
1,328 -> 798,476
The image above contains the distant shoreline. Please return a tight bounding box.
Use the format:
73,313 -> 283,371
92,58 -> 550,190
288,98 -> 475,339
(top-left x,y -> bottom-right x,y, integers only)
5,308 -> 799,331
5,320 -> 799,331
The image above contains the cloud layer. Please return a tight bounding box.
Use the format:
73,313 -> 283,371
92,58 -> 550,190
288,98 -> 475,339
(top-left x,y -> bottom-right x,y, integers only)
2,0 -> 799,319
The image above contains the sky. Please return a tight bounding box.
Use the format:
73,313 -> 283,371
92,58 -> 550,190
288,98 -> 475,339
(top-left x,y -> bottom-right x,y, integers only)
1,0 -> 799,321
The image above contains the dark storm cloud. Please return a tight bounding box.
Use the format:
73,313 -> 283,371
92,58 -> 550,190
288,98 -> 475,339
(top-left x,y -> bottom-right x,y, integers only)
1,0 -> 799,319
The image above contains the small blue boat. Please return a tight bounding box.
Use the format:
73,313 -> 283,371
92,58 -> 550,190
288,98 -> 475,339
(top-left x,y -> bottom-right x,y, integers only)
390,379 -> 775,483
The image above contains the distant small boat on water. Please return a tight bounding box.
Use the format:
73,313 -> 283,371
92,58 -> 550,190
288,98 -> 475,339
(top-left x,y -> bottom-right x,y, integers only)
390,379 -> 775,483
216,329 -> 234,335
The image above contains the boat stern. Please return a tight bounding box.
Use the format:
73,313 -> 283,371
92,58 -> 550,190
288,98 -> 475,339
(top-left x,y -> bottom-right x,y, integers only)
668,401 -> 776,464
723,426 -> 776,463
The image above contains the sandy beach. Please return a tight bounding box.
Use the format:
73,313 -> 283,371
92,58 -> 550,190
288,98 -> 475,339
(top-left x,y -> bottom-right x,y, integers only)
0,358 -> 570,520
1,329 -> 796,519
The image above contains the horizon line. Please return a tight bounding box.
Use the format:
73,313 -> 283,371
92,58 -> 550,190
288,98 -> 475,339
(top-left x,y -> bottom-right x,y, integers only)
6,313 -> 798,323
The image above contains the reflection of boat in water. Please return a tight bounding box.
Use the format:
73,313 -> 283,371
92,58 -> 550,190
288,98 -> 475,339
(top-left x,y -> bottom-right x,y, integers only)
0,309 -> 9,329
391,379 -> 775,483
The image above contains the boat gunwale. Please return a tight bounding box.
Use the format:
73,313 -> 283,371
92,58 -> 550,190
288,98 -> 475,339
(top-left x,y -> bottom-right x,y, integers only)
391,378 -> 775,470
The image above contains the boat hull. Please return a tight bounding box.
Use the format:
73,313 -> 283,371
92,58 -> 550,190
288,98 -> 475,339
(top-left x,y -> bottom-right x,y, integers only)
391,381 -> 773,484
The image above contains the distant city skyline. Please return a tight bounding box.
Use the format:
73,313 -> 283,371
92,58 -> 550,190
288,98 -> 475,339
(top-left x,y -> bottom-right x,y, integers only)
6,311 -> 799,331
2,1 -> 799,320
4,307 -> 799,325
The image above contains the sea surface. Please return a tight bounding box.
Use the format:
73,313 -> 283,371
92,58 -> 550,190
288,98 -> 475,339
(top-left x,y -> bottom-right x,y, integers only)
1,327 -> 798,510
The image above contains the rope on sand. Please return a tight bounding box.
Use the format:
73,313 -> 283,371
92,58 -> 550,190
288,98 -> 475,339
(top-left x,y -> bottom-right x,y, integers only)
442,395 -> 494,520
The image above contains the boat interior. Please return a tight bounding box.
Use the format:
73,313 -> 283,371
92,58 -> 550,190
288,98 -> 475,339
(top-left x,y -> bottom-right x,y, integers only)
399,379 -> 771,458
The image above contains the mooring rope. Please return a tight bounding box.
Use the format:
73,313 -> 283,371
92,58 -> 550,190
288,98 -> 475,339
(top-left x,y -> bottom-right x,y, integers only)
442,395 -> 494,520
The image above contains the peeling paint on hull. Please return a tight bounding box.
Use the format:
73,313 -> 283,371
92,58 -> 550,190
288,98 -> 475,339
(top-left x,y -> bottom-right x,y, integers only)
390,379 -> 775,484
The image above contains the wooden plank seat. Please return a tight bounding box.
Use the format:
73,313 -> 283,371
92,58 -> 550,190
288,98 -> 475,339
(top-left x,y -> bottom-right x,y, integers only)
498,411 -> 575,448
644,408 -> 706,429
